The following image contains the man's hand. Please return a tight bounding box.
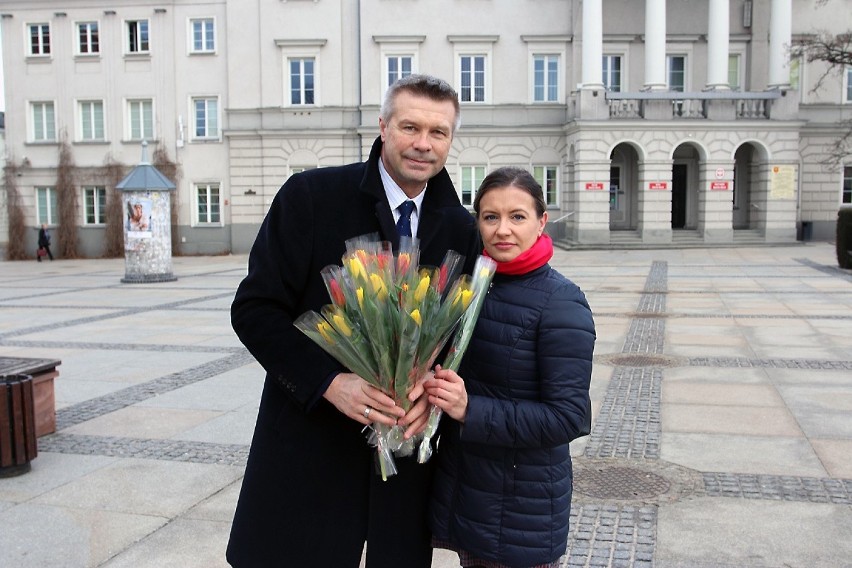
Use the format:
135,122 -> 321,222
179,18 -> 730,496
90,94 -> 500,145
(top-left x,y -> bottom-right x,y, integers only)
323,372 -> 403,426
399,378 -> 431,439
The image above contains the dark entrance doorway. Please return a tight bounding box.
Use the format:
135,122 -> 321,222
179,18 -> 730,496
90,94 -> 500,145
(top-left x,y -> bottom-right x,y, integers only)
671,164 -> 687,229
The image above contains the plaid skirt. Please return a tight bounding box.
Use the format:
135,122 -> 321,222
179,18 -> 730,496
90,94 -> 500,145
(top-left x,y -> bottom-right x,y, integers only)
432,538 -> 562,568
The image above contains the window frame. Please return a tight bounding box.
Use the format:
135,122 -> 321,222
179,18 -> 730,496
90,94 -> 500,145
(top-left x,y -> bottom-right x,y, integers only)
459,165 -> 486,208
845,67 -> 852,104
533,165 -> 560,208
449,37 -> 496,105
27,22 -> 51,57
374,36 -> 424,99
602,54 -> 623,93
76,20 -> 100,56
532,54 -> 560,102
127,98 -> 155,141
666,54 -> 687,92
36,187 -> 58,225
83,186 -> 108,225
195,182 -> 223,226
78,99 -> 106,142
842,166 -> 852,205
288,57 -> 316,106
30,100 -> 57,142
191,96 -> 220,141
458,54 -> 488,104
126,19 -> 150,55
386,54 -> 414,89
189,17 -> 216,54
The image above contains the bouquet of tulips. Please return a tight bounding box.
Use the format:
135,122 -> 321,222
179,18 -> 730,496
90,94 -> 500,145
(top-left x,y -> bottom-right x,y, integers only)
295,234 -> 488,480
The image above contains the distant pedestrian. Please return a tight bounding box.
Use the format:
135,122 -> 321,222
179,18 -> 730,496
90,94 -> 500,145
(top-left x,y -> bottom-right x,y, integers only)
37,224 -> 54,261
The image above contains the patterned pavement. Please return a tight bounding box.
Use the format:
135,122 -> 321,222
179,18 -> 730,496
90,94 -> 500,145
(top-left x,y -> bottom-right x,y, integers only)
0,243 -> 850,567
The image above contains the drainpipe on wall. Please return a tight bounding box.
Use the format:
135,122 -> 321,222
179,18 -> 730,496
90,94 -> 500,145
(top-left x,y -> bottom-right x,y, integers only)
356,0 -> 363,162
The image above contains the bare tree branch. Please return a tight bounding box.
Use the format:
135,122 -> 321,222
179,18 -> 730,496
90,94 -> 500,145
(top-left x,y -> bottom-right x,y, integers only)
791,31 -> 852,168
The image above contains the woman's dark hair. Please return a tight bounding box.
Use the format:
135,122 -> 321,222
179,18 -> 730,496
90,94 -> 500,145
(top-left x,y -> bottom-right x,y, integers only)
380,74 -> 461,132
473,167 -> 547,218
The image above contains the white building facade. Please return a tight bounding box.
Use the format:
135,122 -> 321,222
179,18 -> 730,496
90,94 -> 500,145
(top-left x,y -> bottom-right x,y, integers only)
2,0 -> 851,256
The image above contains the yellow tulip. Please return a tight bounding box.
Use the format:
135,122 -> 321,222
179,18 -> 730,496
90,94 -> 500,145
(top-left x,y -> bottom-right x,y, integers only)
356,287 -> 364,309
370,274 -> 388,300
460,289 -> 474,309
332,314 -> 352,337
451,286 -> 465,307
349,257 -> 367,281
317,321 -> 334,344
410,309 -> 422,326
414,274 -> 430,302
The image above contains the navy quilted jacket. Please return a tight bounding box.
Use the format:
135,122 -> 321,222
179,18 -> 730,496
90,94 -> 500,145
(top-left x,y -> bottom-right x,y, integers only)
429,264 -> 595,567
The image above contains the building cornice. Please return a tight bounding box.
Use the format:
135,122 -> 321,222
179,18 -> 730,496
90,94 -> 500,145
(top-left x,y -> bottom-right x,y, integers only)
274,39 -> 327,48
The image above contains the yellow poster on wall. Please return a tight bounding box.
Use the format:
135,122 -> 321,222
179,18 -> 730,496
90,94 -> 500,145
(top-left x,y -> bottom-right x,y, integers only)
770,165 -> 796,199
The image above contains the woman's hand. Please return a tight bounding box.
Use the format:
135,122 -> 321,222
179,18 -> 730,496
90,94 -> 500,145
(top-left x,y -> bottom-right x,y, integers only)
423,365 -> 468,423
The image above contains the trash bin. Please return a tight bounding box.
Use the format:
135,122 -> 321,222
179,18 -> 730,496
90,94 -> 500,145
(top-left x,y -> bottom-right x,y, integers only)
799,221 -> 813,241
0,375 -> 38,477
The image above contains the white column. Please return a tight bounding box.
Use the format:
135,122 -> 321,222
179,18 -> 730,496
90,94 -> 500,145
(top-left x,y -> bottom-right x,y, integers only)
706,0 -> 730,89
581,0 -> 603,88
643,0 -> 666,90
768,0 -> 792,89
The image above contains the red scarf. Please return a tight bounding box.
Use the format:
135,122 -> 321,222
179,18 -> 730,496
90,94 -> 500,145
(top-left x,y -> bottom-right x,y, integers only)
484,233 -> 554,275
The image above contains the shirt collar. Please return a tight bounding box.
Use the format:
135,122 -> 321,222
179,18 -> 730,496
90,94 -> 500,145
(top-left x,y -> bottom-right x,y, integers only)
379,158 -> 426,214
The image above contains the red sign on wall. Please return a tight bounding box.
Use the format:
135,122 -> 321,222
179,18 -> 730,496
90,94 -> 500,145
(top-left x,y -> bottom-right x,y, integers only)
585,182 -> 605,190
710,181 -> 730,190
648,182 -> 668,190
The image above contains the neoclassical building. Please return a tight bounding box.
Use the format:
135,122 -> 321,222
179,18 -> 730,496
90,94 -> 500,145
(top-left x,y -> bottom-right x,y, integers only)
2,0 -> 850,256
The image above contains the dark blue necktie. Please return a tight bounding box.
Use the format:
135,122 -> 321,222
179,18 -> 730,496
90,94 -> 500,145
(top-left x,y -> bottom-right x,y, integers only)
396,200 -> 415,238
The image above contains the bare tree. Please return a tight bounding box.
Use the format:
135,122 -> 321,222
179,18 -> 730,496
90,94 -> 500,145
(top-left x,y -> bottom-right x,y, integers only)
3,159 -> 28,260
792,31 -> 852,168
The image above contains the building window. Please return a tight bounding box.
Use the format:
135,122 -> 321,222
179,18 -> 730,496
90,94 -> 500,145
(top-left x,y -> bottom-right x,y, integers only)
533,54 -> 559,102
460,165 -> 486,207
603,55 -> 622,92
460,55 -> 486,103
77,21 -> 99,55
387,55 -> 413,88
533,166 -> 559,207
190,18 -> 215,53
79,100 -> 105,141
667,55 -> 686,92
846,67 -> 852,103
83,186 -> 107,225
196,183 -> 221,224
289,58 -> 315,105
32,101 -> 56,142
192,97 -> 219,139
127,19 -> 150,53
728,54 -> 741,91
36,187 -> 58,225
29,23 -> 51,56
128,99 -> 154,140
843,166 -> 852,204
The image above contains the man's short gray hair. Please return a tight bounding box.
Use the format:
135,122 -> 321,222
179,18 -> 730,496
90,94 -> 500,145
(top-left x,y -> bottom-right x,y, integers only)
380,74 -> 461,133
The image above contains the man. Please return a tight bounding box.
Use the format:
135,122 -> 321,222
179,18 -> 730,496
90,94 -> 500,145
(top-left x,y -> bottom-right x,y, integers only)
227,74 -> 479,567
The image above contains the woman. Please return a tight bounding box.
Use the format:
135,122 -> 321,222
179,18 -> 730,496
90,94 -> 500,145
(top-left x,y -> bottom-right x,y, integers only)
37,224 -> 54,261
425,167 -> 595,568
